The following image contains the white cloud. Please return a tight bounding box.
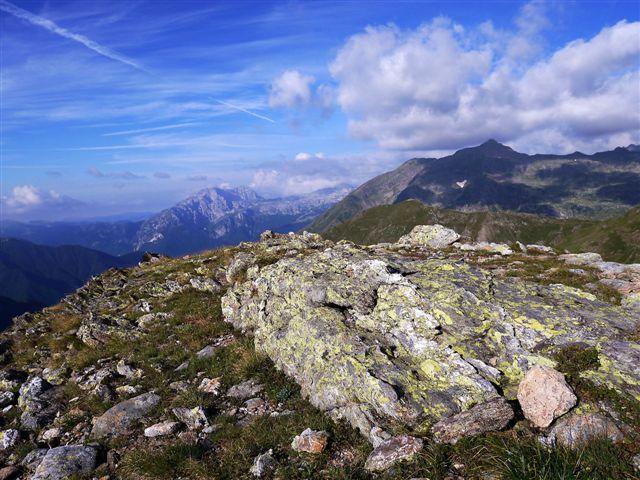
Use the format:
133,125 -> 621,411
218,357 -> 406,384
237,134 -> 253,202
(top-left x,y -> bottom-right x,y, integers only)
2,185 -> 82,212
294,152 -> 324,161
268,70 -> 315,108
250,169 -> 343,196
328,10 -> 640,153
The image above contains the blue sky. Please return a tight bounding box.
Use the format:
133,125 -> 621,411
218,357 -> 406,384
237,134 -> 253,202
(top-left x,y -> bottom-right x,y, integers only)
1,0 -> 639,220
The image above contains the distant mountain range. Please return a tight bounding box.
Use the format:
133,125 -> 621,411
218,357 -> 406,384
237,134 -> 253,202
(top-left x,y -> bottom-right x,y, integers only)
309,140 -> 640,232
3,185 -> 352,256
325,200 -> 640,263
0,238 -> 141,328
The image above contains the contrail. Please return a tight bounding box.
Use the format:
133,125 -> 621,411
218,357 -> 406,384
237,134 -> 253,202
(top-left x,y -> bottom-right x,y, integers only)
214,99 -> 275,123
103,122 -> 200,137
0,0 -> 145,72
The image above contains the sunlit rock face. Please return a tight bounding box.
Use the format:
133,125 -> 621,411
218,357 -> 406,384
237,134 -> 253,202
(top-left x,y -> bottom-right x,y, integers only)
223,236 -> 639,443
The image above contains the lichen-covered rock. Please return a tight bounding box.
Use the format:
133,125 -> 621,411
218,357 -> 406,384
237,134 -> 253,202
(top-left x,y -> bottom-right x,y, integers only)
226,252 -> 256,284
397,224 -> 460,248
456,242 -> 513,255
0,429 -> 20,450
517,366 -> 576,428
172,406 -> 209,430
223,243 -> 638,442
32,445 -> 98,480
250,449 -> 276,477
18,377 -> 59,430
144,420 -> 182,438
431,397 -> 514,444
227,379 -> 264,400
291,428 -> 329,454
364,435 -> 423,472
549,412 -> 624,448
91,391 -> 160,438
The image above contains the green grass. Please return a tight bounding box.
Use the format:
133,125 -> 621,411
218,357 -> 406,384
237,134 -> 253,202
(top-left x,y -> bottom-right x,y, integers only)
324,200 -> 640,263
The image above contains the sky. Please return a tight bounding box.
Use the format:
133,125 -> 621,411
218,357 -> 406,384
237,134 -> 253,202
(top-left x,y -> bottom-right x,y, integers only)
1,0 -> 639,221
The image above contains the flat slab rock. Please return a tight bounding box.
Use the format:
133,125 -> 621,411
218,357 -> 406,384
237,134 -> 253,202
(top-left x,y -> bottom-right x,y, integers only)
222,241 -> 638,443
91,391 -> 160,438
364,435 -> 423,472
32,445 -> 98,480
549,412 -> 624,448
431,397 -> 514,444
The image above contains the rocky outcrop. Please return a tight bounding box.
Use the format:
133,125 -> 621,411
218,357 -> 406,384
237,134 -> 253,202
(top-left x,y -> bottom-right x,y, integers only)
32,445 -> 98,480
223,237 -> 639,443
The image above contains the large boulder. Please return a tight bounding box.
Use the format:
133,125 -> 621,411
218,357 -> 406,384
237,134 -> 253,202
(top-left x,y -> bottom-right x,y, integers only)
32,445 -> 98,480
91,392 -> 160,438
517,366 -> 577,429
223,243 -> 638,443
397,224 -> 460,248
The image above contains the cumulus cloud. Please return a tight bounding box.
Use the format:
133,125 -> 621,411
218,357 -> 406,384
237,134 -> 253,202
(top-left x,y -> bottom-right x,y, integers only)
250,169 -> 344,196
268,70 -> 315,108
1,185 -> 82,212
328,11 -> 640,153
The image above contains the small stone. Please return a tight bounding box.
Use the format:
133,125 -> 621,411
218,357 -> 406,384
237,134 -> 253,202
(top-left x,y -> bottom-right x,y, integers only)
115,385 -> 138,396
144,420 -> 182,438
196,345 -> 217,359
250,449 -> 276,477
227,379 -> 264,400
169,381 -> 189,392
291,428 -> 329,454
632,454 -> 640,471
91,392 -> 161,439
431,397 -> 514,444
116,360 -> 142,380
0,466 -> 19,480
364,435 -> 423,472
174,361 -> 189,372
244,398 -> 268,416
517,366 -> 577,428
549,413 -> 624,448
172,406 -> 209,430
198,377 -> 221,395
32,445 -> 98,480
0,391 -> 14,407
0,429 -> 20,450
41,427 -> 64,442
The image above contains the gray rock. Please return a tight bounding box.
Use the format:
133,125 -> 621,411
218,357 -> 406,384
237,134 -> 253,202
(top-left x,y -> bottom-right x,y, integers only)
198,377 -> 221,395
196,345 -> 217,359
91,391 -> 161,438
0,466 -> 19,480
172,406 -> 209,430
250,449 -> 276,477
549,412 -> 624,448
0,391 -> 15,407
18,377 -> 58,430
0,429 -> 20,450
32,445 -> 98,480
559,252 -> 603,266
431,397 -> 514,444
222,242 -> 638,442
517,366 -> 577,429
397,224 -> 460,249
21,448 -> 48,471
116,360 -> 142,380
226,252 -> 256,284
227,379 -> 264,400
364,435 -> 423,472
144,420 -> 182,438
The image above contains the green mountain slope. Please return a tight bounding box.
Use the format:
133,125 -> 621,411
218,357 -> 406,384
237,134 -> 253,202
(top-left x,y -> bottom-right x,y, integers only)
0,238 -> 141,328
308,140 -> 640,232
324,201 -> 640,263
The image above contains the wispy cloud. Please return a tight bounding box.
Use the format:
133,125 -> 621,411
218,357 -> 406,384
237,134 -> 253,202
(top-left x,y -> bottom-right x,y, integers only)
0,0 -> 146,72
103,122 -> 201,137
214,99 -> 275,123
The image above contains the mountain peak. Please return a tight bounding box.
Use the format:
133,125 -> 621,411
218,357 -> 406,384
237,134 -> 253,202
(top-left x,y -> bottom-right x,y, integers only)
452,139 -> 525,160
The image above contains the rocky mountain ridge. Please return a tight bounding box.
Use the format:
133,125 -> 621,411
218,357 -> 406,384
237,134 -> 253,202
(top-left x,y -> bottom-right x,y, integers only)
0,227 -> 638,479
309,140 -> 640,233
